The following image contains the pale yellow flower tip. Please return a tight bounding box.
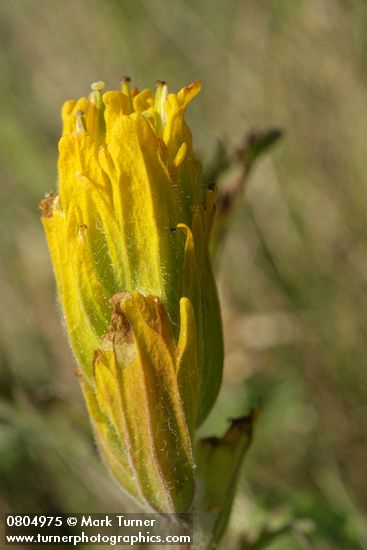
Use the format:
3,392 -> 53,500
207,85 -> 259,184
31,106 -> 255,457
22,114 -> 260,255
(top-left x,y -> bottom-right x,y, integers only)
91,81 -> 105,91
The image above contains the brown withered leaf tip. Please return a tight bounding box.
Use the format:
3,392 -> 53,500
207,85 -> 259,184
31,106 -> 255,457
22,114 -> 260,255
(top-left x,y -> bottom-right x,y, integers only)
202,409 -> 258,449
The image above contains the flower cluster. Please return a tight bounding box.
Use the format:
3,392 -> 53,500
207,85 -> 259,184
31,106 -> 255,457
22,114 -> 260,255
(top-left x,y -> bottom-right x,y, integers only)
40,79 -> 223,512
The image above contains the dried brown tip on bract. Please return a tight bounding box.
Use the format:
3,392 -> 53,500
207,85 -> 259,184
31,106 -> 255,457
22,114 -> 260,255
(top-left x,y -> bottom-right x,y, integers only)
110,310 -> 132,342
93,349 -> 104,368
107,291 -> 134,344
77,224 -> 88,241
120,76 -> 131,83
156,80 -> 166,86
39,192 -> 55,218
109,291 -> 131,311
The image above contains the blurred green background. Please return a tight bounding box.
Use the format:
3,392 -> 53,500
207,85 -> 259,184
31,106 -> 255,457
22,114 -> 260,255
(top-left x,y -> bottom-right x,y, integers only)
1,0 -> 367,548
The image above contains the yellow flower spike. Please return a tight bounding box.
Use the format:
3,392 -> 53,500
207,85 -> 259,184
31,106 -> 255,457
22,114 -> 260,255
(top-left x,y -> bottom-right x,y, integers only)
154,80 -> 168,116
89,81 -> 105,106
40,79 -> 223,512
121,76 -> 134,114
89,81 -> 106,144
153,80 -> 168,134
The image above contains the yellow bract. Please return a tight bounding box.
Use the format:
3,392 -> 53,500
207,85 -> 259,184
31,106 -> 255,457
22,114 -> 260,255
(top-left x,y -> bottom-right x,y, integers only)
40,80 -> 223,512
80,292 -> 198,512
